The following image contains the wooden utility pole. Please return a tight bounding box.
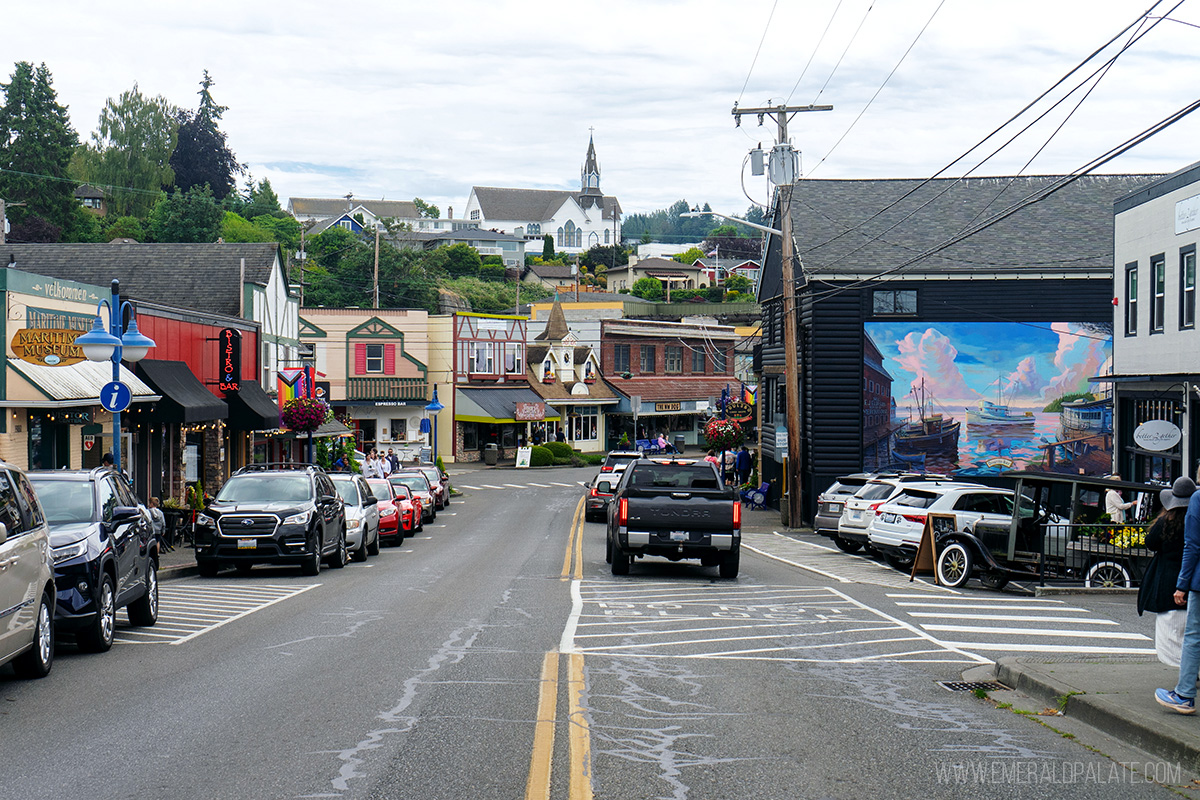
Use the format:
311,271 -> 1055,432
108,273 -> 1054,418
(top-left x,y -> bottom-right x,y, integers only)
732,103 -> 831,527
373,223 -> 381,308
0,199 -> 27,245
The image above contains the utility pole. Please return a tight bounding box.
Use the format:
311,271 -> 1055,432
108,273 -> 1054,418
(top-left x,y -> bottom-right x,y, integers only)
373,223 -> 380,308
732,102 -> 831,528
0,199 -> 27,245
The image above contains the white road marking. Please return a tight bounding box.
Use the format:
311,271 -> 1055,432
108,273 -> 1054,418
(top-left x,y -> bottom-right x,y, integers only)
906,612 -> 1118,625
114,583 -> 321,646
919,624 -> 1150,640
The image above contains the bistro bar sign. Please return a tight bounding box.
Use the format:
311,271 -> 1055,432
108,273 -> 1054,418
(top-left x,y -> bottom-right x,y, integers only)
10,328 -> 85,366
218,328 -> 241,392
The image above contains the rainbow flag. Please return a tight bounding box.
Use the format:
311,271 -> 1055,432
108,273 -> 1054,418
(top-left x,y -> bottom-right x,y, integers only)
742,383 -> 756,406
277,367 -> 316,409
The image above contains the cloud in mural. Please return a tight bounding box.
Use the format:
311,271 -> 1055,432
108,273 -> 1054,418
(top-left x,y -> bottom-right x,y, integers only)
1043,322 -> 1109,400
1003,356 -> 1045,404
893,328 -> 978,406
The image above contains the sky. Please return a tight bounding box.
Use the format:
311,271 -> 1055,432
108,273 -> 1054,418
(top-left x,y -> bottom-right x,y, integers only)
6,1 -> 1200,222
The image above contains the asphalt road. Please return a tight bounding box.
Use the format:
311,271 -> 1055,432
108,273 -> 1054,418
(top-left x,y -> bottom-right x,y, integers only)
0,467 -> 1187,799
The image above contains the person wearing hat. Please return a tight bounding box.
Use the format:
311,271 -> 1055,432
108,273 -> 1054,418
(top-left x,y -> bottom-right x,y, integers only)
1142,476 -> 1195,669
1158,472 -> 1200,714
1105,474 -> 1137,524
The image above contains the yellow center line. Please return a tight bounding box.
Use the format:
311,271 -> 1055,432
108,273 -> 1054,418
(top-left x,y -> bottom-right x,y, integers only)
567,651 -> 594,800
525,651 -> 560,800
562,496 -> 584,579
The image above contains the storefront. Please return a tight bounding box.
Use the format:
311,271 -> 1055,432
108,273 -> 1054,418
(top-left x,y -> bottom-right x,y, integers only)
454,387 -> 560,461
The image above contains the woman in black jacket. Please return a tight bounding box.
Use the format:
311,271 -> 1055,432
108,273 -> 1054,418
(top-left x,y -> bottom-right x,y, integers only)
1141,476 -> 1197,667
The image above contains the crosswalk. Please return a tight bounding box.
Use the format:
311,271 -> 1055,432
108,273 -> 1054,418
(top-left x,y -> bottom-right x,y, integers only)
455,480 -> 584,491
114,582 -> 320,646
742,532 -> 952,592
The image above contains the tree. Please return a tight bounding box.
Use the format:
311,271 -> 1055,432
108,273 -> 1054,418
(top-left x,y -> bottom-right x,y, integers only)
170,71 -> 243,199
672,246 -> 705,264
104,215 -> 146,242
148,185 -> 223,243
413,197 -> 439,219
442,243 -> 482,277
242,178 -> 283,219
579,244 -> 629,271
724,274 -> 753,294
73,84 -> 178,217
9,214 -> 61,243
542,234 -> 554,260
703,224 -> 763,261
630,276 -> 664,301
220,211 -> 276,243
0,62 -> 79,234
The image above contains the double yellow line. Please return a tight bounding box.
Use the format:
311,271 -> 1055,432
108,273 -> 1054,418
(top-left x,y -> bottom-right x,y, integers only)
527,497 -> 592,800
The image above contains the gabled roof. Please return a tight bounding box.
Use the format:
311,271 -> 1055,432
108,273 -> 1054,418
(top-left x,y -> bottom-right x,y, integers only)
528,263 -> 575,280
2,243 -> 283,318
73,185 -> 105,200
289,197 -> 419,220
758,173 -> 1161,299
472,187 -> 622,222
534,301 -> 570,341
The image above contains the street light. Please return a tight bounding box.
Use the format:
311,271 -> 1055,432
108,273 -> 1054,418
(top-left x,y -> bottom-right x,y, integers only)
424,385 -> 444,464
75,279 -> 156,473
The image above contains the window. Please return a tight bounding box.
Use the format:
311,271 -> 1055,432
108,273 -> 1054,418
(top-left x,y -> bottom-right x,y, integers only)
528,223 -> 540,236
665,346 -> 682,373
338,220 -> 353,231
872,289 -> 917,315
462,421 -> 478,450
1182,247 -> 1196,330
504,342 -> 523,374
0,470 -> 24,536
564,221 -> 578,249
604,229 -> 610,244
692,349 -> 706,373
365,344 -> 384,373
613,344 -> 630,373
472,342 -> 494,374
640,345 -> 655,373
390,418 -> 407,441
470,210 -> 480,221
557,227 -> 564,246
1151,254 -> 1166,333
712,347 -> 727,373
569,406 -> 599,443
1125,262 -> 1138,336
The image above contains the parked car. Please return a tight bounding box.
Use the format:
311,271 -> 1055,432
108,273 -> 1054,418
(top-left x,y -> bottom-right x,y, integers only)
585,475 -> 617,522
388,482 -> 423,536
834,474 -> 951,554
330,474 -> 380,562
390,472 -> 437,525
866,482 -> 1000,570
365,478 -> 404,543
29,468 -> 159,653
192,463 -> 348,577
599,450 -> 642,476
413,464 -> 449,509
0,461 -> 55,678
814,473 -> 876,538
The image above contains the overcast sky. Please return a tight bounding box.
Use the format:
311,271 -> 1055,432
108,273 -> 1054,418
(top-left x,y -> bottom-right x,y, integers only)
8,1 -> 1199,221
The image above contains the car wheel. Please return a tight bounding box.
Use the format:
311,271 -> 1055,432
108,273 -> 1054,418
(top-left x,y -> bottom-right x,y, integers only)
980,572 -> 1010,591
78,574 -> 116,652
884,553 -> 914,572
605,532 -> 613,563
834,537 -> 863,554
128,559 -> 159,626
197,559 -> 220,578
611,539 -> 630,575
1086,560 -> 1132,588
301,535 -> 322,576
367,528 -> 380,556
935,542 -> 974,589
718,548 -> 740,579
12,590 -> 53,679
329,527 -> 349,569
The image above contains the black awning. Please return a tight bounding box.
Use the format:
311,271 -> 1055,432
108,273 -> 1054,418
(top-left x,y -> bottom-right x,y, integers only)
225,381 -> 280,431
135,360 -> 228,424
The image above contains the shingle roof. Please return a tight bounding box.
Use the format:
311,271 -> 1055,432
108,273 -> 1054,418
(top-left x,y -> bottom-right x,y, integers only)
2,243 -> 282,318
757,174 -> 1161,298
289,197 -> 419,220
534,301 -> 570,340
528,263 -> 575,280
472,187 -> 622,222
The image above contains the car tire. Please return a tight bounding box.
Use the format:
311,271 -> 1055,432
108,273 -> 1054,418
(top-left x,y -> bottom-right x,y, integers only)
935,542 -> 973,589
834,537 -> 863,554
611,539 -> 630,575
352,528 -> 369,562
301,535 -> 322,576
605,532 -> 613,563
11,590 -> 53,679
980,572 -> 1010,591
367,528 -> 380,556
77,574 -> 116,652
718,548 -> 740,579
329,527 -> 349,569
1085,560 -> 1132,588
128,559 -> 159,627
197,559 -> 220,578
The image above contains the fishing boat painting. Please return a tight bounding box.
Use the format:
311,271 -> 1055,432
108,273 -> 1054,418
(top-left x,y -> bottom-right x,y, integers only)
863,321 -> 1114,477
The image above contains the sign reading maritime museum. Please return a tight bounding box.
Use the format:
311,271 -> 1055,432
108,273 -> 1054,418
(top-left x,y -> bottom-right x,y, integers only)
10,328 -> 86,366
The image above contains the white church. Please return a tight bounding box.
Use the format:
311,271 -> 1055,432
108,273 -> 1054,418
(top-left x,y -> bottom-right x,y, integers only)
462,136 -> 622,255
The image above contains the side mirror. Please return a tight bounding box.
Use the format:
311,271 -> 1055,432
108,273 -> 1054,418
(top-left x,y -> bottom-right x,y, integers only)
596,481 -> 613,494
0,521 -> 7,545
112,506 -> 141,524
364,495 -> 378,506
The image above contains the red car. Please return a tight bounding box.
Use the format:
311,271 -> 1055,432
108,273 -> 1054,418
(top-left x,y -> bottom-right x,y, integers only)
390,481 -> 423,536
366,479 -> 402,544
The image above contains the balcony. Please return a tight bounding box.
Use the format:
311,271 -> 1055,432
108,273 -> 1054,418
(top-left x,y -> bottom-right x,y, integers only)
347,376 -> 428,402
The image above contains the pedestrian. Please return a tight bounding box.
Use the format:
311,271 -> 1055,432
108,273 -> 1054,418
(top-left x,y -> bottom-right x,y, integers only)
1156,471 -> 1200,714
387,448 -> 400,473
656,433 -> 669,453
363,452 -> 380,479
722,449 -> 735,482
735,446 -> 753,486
1140,477 -> 1196,667
704,450 -> 719,466
102,452 -> 114,469
555,428 -> 565,443
1106,475 -> 1137,524
380,452 -> 393,477
148,496 -> 169,551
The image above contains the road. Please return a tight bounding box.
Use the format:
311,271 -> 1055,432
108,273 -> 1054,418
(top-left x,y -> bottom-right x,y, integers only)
0,467 -> 1185,799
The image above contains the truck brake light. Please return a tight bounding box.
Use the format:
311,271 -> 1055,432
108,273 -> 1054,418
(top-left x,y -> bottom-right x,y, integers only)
618,497 -> 629,526
733,500 -> 741,530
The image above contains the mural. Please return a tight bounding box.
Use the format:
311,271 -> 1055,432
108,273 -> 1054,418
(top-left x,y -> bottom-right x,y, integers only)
862,322 -> 1113,477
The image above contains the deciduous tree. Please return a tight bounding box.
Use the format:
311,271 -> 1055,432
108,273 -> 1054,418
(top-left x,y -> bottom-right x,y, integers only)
631,276 -> 664,301
413,198 -> 439,219
148,185 -> 223,243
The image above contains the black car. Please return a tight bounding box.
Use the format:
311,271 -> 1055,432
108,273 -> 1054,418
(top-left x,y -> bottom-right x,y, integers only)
29,468 -> 159,653
193,464 -> 347,577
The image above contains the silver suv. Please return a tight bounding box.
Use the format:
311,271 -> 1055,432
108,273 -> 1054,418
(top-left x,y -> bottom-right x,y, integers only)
0,461 -> 55,679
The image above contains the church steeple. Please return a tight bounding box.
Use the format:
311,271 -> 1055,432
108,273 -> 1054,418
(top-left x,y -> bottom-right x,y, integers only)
580,132 -> 601,197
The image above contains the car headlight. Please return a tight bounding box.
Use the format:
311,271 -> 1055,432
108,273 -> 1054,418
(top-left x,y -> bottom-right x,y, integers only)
381,508 -> 396,517
52,540 -> 87,564
196,513 -> 215,527
347,519 -> 361,529
283,510 -> 312,525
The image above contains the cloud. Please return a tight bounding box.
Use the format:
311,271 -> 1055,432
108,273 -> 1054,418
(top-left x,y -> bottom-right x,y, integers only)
892,327 -> 978,407
1003,356 -> 1045,403
1042,322 -> 1110,400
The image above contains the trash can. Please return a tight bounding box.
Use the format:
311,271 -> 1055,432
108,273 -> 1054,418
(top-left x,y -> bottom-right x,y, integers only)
483,443 -> 499,466
673,434 -> 686,454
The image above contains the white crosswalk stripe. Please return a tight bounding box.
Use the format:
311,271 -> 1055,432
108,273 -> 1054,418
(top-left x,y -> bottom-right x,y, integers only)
114,583 -> 319,645
742,532 -> 954,592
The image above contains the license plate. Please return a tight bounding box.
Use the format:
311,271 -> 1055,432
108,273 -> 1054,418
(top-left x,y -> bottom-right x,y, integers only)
237,538 -> 256,549
669,531 -> 688,541
848,510 -> 861,521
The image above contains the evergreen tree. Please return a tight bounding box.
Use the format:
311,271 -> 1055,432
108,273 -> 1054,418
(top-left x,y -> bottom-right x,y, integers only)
148,185 -> 223,243
542,234 -> 554,260
170,71 -> 243,199
0,62 -> 79,235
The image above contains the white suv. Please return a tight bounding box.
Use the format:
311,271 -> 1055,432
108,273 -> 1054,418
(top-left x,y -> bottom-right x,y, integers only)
0,460 -> 55,679
868,484 -> 1017,570
834,474 -> 948,553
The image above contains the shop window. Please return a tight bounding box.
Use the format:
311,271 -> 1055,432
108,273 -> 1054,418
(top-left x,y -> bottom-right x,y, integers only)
570,406 -> 599,442
640,345 -> 655,373
1125,262 -> 1138,336
462,422 -> 479,451
1181,247 -> 1196,330
614,344 -> 630,373
1151,254 -> 1165,333
391,418 -> 407,441
665,346 -> 682,373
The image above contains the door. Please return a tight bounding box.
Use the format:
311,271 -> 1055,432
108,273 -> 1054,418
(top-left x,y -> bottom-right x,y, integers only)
99,476 -> 139,605
0,469 -> 41,662
358,477 -> 379,539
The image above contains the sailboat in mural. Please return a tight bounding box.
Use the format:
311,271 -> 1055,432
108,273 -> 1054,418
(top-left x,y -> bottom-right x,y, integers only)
895,379 -> 961,455
966,376 -> 1035,427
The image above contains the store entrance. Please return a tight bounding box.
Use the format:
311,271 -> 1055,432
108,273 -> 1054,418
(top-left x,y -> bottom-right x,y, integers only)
28,413 -> 69,470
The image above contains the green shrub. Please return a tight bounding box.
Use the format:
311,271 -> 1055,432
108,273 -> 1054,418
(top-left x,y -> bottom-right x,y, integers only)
578,452 -> 605,465
529,445 -> 555,466
545,441 -> 574,459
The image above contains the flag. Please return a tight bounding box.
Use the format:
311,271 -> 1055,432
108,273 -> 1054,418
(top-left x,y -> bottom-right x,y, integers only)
743,383 -> 756,406
706,248 -> 718,258
277,367 -> 317,409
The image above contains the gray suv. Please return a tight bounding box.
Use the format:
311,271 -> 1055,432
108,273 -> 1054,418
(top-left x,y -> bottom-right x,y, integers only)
0,461 -> 55,679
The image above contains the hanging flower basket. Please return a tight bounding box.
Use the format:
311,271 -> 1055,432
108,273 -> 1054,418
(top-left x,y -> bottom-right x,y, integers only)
703,417 -> 744,451
281,397 -> 331,433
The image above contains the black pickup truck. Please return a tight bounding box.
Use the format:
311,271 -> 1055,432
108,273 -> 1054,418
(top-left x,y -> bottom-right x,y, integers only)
606,458 -> 742,579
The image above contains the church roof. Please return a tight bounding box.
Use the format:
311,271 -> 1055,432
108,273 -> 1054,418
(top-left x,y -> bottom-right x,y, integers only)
472,187 -> 622,222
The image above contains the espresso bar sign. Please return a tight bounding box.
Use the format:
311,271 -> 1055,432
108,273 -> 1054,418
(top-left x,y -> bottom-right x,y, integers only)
218,328 -> 242,392
11,328 -> 85,366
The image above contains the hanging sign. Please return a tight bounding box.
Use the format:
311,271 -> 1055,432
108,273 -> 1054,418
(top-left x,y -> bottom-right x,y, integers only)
10,328 -> 86,366
218,328 -> 242,392
514,402 -> 545,421
1134,419 -> 1182,451
724,400 -> 753,421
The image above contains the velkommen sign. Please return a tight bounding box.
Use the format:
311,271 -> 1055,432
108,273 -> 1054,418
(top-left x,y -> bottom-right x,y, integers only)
10,328 -> 85,366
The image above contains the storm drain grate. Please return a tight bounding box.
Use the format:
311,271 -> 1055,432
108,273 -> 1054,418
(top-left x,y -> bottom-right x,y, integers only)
937,680 -> 1010,693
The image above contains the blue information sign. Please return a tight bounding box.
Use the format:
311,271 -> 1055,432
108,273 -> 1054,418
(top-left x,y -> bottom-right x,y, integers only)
100,381 -> 132,413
